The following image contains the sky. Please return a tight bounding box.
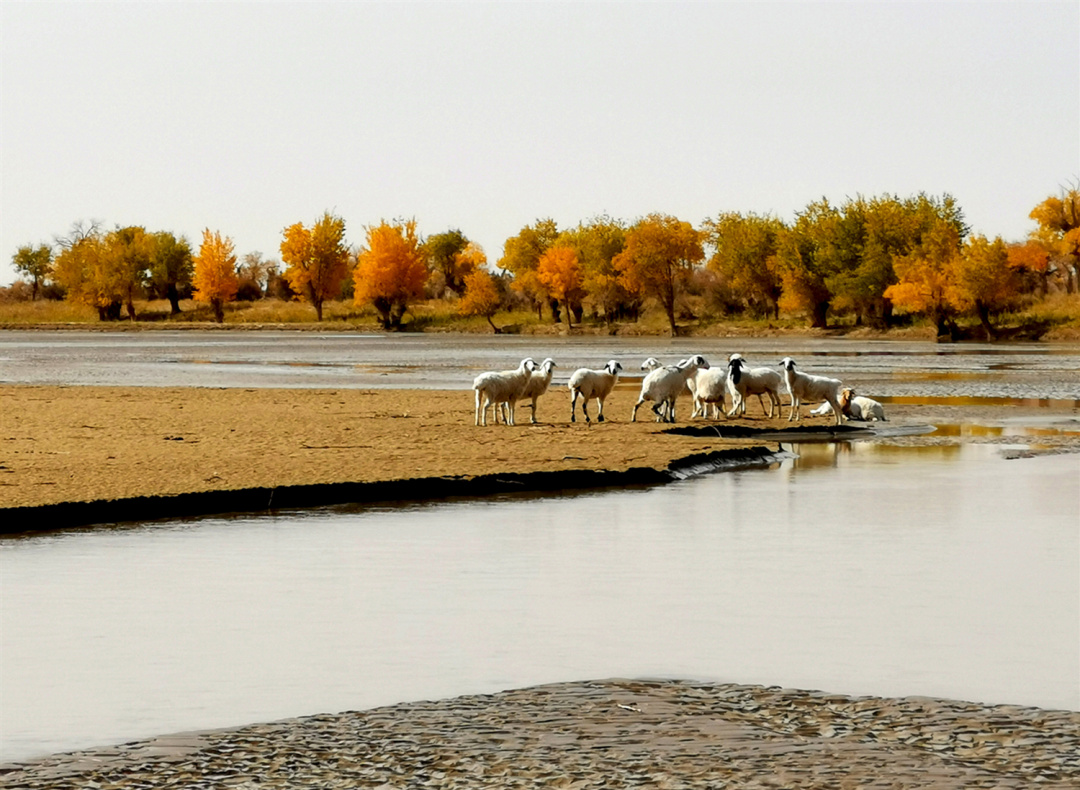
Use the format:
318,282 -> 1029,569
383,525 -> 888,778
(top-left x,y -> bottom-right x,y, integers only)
1,1 -> 1077,286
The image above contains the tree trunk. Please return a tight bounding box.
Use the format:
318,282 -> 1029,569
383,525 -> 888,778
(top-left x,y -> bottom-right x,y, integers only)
126,295 -> 137,321
486,315 -> 501,334
212,299 -> 224,324
314,298 -> 324,322
976,302 -> 998,340
666,299 -> 678,337
550,299 -> 561,324
167,284 -> 181,315
811,301 -> 829,329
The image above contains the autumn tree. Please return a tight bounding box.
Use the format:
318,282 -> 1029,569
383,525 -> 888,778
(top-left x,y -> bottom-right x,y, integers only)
775,200 -> 842,328
884,219 -> 964,338
424,229 -> 471,296
614,213 -> 703,335
948,234 -> 1017,339
555,216 -> 628,324
458,267 -> 503,333
1029,186 -> 1080,293
353,219 -> 428,329
537,247 -> 585,327
280,211 -> 350,320
1007,240 -> 1051,297
192,229 -> 239,323
701,212 -> 784,319
11,244 -> 53,301
147,232 -> 193,314
106,226 -> 152,320
499,218 -> 560,321
52,223 -> 128,320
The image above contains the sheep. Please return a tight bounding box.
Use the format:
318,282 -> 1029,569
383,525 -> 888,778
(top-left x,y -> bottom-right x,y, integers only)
779,356 -> 844,425
519,357 -> 557,424
568,360 -> 623,423
631,355 -> 709,423
838,386 -> 887,421
686,366 -> 728,419
725,356 -> 783,419
640,357 -> 665,372
473,358 -> 535,427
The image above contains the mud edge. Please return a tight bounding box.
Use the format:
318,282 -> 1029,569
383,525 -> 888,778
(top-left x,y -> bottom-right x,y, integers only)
0,446 -> 779,534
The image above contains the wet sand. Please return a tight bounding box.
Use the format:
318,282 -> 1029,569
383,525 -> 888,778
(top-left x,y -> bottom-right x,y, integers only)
3,679 -> 1078,788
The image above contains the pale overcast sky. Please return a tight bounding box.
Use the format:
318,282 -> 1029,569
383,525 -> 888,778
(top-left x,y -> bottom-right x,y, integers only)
1,1 -> 1077,286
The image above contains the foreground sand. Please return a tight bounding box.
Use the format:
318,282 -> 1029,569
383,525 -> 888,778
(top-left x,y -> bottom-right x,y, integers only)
3,680 -> 1078,788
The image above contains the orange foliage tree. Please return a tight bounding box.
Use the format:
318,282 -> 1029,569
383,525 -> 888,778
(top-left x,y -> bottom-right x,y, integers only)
458,267 -> 503,333
499,218 -> 560,321
555,216 -> 628,324
536,247 -> 585,327
1029,187 -> 1080,293
192,229 -> 239,323
280,211 -> 350,321
353,219 -> 428,329
614,213 -> 703,335
884,219 -> 963,338
1007,240 -> 1051,297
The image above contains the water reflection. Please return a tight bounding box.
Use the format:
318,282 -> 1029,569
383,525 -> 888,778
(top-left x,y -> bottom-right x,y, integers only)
2,444 -> 1076,762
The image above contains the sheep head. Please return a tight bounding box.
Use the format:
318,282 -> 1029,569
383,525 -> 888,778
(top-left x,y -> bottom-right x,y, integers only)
606,360 -> 623,375
838,387 -> 856,415
780,357 -> 797,372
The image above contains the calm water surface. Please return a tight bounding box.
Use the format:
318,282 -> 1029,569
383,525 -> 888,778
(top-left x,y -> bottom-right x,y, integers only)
2,442 -> 1077,762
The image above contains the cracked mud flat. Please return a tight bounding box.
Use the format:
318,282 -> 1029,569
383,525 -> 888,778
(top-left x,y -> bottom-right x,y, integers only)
2,680 -> 1078,789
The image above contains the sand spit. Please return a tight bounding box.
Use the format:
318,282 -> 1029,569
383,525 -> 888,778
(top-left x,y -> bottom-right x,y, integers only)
2,680 -> 1078,789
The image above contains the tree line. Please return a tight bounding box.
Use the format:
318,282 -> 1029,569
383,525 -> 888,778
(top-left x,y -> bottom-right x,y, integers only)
9,187 -> 1079,337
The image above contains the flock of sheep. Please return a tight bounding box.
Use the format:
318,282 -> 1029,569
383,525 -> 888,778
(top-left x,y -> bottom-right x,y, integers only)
472,353 -> 886,427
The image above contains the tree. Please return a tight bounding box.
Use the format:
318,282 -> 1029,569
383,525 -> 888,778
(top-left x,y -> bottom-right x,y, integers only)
775,200 -> 842,328
1007,240 -> 1051,297
555,216 -> 628,324
353,219 -> 428,329
423,229 -> 470,296
884,219 -> 963,338
107,226 -> 152,320
458,267 -> 503,332
11,244 -> 53,301
499,218 -> 560,321
280,211 -> 350,320
148,232 -> 193,314
52,224 -> 127,320
192,229 -> 239,323
948,235 -> 1018,339
537,247 -> 585,327
1029,186 -> 1080,293
614,213 -> 703,335
701,212 -> 784,319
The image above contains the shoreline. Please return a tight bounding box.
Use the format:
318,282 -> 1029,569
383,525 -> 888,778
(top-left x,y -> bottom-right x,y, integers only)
3,679 -> 1078,788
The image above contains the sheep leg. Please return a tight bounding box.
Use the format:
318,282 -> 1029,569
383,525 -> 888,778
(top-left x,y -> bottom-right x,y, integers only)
570,390 -> 579,423
726,393 -> 742,419
582,399 -> 592,423
595,397 -> 605,422
788,396 -> 800,421
530,397 -> 538,424
631,398 -> 645,422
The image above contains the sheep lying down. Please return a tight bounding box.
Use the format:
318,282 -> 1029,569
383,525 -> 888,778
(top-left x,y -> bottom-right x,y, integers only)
811,388 -> 887,421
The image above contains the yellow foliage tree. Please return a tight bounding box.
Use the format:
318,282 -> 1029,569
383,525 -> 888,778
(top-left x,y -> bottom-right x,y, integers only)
280,211 -> 350,320
193,229 -> 239,323
948,234 -> 1017,339
537,247 -> 584,327
458,267 -> 503,333
353,219 -> 429,329
1007,240 -> 1051,296
614,213 -> 703,335
53,227 -> 130,321
499,219 -> 560,321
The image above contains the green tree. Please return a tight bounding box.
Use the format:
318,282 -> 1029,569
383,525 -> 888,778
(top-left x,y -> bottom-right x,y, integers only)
614,213 -> 703,335
11,244 -> 53,301
423,229 -> 471,296
148,232 -> 194,315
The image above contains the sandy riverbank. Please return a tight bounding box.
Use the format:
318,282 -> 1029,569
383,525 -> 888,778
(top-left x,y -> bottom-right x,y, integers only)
2,679 -> 1078,788
2,384 -> 1078,520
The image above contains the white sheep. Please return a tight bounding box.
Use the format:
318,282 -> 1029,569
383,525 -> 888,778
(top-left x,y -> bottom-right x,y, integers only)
568,360 -> 623,423
687,366 -> 728,419
640,357 -> 665,372
631,355 -> 709,423
838,387 -> 887,421
473,357 -> 535,427
725,356 -> 783,418
779,356 -> 844,425
519,357 -> 557,424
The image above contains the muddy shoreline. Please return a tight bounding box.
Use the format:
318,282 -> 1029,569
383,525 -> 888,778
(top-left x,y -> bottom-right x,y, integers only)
3,679 -> 1078,788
